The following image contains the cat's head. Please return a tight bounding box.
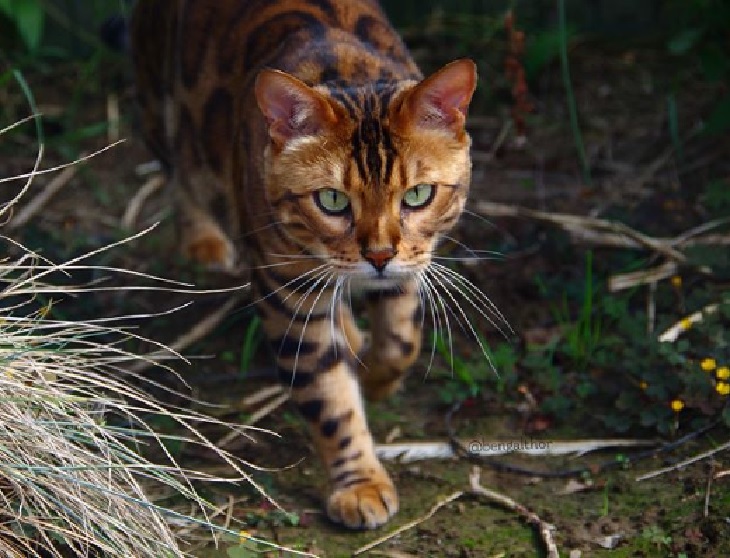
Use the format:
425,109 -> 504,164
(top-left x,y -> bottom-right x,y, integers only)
255,59 -> 476,286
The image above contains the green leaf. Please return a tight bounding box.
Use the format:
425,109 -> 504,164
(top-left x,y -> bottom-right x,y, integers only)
667,27 -> 704,55
0,0 -> 44,51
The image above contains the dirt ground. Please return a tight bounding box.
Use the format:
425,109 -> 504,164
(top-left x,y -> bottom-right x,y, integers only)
1,33 -> 729,558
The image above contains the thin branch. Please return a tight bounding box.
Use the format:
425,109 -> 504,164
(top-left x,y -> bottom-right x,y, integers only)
636,440 -> 730,481
469,467 -> 560,558
353,491 -> 464,555
658,300 -> 722,343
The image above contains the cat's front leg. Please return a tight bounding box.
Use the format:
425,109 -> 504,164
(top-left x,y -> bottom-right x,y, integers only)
263,290 -> 397,529
359,279 -> 423,400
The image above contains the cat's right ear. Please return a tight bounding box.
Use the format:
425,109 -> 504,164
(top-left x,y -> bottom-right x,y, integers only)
255,70 -> 337,148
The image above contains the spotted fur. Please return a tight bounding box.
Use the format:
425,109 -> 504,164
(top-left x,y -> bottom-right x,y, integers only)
131,0 -> 476,529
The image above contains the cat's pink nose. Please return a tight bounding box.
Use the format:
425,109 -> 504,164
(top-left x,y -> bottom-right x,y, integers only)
363,248 -> 395,272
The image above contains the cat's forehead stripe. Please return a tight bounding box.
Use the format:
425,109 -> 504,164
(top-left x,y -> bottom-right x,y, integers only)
333,84 -> 399,188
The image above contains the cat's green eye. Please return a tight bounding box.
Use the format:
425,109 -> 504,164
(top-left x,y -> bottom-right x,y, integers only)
402,183 -> 434,209
315,188 -> 350,215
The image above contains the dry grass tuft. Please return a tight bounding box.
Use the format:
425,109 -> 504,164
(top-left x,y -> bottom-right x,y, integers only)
0,117 -> 274,557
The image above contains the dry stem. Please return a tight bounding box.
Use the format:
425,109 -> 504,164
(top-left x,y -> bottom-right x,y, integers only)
636,440 -> 730,481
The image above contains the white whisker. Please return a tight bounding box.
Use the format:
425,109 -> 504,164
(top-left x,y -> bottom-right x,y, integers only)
291,271 -> 336,386
251,263 -> 329,308
431,262 -> 514,337
419,269 -> 453,378
425,266 -> 497,375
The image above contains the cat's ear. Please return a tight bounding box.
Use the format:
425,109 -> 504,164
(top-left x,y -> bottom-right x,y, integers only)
255,69 -> 337,147
398,59 -> 477,134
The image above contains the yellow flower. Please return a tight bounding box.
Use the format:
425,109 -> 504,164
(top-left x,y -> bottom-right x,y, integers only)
701,358 -> 717,371
670,399 -> 684,412
680,317 -> 693,330
716,367 -> 730,380
639,381 -> 648,390
238,530 -> 253,544
716,382 -> 730,396
670,275 -> 682,288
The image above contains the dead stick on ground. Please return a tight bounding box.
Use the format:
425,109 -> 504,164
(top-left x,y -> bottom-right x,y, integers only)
122,174 -> 165,229
128,293 -> 244,373
353,490 -> 464,555
475,201 -> 687,261
355,467 -> 561,557
8,164 -> 77,230
636,439 -> 730,481
217,391 -> 290,448
469,467 -> 560,558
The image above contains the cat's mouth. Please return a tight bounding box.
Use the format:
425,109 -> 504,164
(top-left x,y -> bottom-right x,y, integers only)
339,260 -> 422,290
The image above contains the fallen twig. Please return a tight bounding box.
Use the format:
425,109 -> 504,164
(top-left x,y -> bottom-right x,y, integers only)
474,201 -> 686,262
8,164 -> 77,230
657,300 -> 723,343
243,384 -> 285,408
217,390 -> 290,448
609,261 -> 678,292
469,466 -> 560,558
446,399 -> 721,478
353,490 -> 464,555
474,201 -> 730,267
375,438 -> 656,463
636,440 -> 730,482
128,293 -> 246,373
356,466 -> 562,556
122,174 -> 165,229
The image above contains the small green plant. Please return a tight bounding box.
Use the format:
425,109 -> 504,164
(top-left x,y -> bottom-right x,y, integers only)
641,525 -> 672,551
525,250 -> 729,437
432,332 -> 518,402
549,251 -> 602,369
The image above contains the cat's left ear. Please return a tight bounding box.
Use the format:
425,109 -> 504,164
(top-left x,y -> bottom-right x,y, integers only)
397,59 -> 477,135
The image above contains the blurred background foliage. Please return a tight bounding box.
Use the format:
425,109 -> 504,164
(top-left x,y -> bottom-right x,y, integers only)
1,0 -> 727,135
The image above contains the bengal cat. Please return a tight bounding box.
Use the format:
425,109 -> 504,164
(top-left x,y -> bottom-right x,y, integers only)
131,0 -> 478,529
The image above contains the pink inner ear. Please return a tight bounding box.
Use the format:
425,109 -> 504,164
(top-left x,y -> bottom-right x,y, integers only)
411,59 -> 477,128
255,70 -> 333,145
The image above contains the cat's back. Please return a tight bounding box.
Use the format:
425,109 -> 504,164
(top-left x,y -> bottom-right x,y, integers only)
132,0 -> 418,91
132,0 -> 420,168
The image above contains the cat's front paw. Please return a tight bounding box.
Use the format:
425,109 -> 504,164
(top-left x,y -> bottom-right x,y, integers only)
183,233 -> 235,271
326,476 -> 398,529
